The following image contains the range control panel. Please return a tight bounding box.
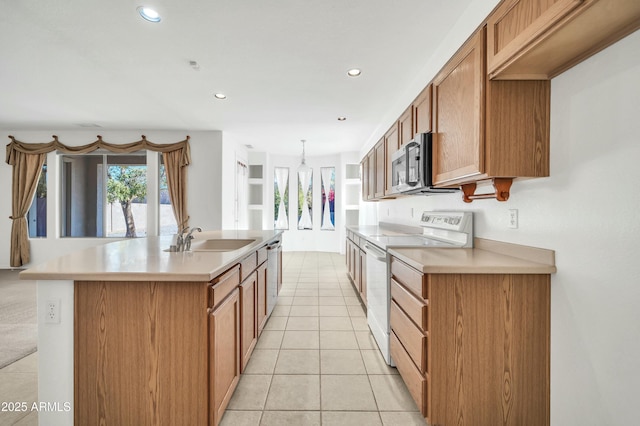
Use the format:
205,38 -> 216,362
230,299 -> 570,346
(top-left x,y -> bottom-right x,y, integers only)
420,211 -> 472,232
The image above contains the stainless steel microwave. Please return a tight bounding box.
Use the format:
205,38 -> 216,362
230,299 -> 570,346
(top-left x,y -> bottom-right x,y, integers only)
390,133 -> 457,195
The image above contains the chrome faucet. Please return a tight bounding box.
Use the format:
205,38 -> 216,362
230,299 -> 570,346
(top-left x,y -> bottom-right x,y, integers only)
175,226 -> 190,252
184,227 -> 202,251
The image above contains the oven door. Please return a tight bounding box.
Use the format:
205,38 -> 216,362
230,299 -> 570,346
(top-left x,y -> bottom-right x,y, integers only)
406,140 -> 424,189
390,147 -> 407,194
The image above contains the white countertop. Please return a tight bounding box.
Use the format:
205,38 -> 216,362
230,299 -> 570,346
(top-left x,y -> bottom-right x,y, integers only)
388,246 -> 557,274
348,225 -> 556,275
20,230 -> 282,282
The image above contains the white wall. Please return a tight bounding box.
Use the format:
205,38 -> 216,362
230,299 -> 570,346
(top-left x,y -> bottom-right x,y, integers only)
362,30 -> 640,426
0,130 -> 224,268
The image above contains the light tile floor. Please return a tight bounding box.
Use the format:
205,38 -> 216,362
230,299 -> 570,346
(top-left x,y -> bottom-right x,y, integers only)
220,252 -> 427,426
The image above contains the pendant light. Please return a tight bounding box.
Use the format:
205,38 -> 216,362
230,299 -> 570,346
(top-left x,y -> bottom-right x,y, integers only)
298,139 -> 310,173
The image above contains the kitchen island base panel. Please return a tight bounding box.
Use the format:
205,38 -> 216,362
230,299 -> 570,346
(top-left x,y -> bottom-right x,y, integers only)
74,280 -> 209,425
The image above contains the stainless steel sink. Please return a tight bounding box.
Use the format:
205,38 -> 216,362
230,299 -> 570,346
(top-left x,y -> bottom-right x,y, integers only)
190,239 -> 255,252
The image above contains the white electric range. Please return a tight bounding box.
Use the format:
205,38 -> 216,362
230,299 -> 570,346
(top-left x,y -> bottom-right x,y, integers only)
363,211 -> 473,365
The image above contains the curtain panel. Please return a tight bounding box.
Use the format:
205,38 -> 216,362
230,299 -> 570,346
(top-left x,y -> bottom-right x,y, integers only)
5,135 -> 191,267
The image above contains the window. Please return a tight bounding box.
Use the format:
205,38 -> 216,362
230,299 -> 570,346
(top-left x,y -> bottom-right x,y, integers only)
27,161 -> 47,238
159,156 -> 178,235
61,152 -> 148,237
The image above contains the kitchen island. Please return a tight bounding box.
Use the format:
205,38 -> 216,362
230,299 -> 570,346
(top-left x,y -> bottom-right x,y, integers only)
21,230 -> 282,426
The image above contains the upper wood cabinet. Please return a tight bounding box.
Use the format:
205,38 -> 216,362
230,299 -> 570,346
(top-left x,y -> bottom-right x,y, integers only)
487,0 -> 640,79
432,26 -> 551,190
374,138 -> 386,198
361,157 -> 369,201
384,124 -> 399,196
432,28 -> 486,186
413,85 -> 432,135
398,106 -> 414,148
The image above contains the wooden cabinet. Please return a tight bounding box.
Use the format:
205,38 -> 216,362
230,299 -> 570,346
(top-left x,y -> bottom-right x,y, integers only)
399,105 -> 414,147
389,255 -> 551,425
239,271 -> 257,371
413,85 -> 432,135
358,248 -> 367,305
384,124 -> 399,196
256,261 -> 268,334
361,150 -> 376,201
487,0 -> 640,79
209,287 -> 241,426
374,138 -> 385,198
74,281 -> 209,425
432,28 -> 486,186
345,230 -> 368,306
361,156 -> 369,201
432,26 -> 551,194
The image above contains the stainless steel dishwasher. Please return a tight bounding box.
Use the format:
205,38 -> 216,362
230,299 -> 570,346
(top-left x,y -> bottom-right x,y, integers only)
266,239 -> 281,316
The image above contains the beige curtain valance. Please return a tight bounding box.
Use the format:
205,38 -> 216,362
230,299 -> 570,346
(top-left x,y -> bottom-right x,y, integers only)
5,134 -> 190,267
5,134 -> 191,166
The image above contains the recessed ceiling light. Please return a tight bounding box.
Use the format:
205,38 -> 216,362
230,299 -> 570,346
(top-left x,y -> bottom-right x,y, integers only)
137,6 -> 161,23
214,93 -> 227,100
347,68 -> 362,77
337,116 -> 347,121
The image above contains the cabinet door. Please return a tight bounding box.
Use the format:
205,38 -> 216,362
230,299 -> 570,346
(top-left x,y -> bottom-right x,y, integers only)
359,249 -> 367,304
374,139 -> 385,198
354,242 -> 361,291
384,124 -> 399,196
240,272 -> 258,371
432,27 -> 486,186
257,262 -> 268,334
487,0 -> 584,77
367,150 -> 376,200
361,157 -> 369,201
399,106 -> 414,148
209,288 -> 241,426
413,85 -> 432,135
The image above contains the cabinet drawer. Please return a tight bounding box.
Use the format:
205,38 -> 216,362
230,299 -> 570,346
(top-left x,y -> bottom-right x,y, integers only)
390,331 -> 428,417
390,257 -> 427,299
391,278 -> 427,330
210,265 -> 240,308
240,252 -> 258,282
390,300 -> 427,373
257,246 -> 268,266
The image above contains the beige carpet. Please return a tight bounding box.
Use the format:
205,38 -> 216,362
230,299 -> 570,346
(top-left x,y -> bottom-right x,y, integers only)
0,270 -> 37,369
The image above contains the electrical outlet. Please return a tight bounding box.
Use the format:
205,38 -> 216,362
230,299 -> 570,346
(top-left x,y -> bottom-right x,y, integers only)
45,299 -> 61,324
410,208 -> 414,218
508,209 -> 519,229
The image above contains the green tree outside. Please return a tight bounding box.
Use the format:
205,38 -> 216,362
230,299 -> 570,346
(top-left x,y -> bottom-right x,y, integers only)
107,166 -> 147,237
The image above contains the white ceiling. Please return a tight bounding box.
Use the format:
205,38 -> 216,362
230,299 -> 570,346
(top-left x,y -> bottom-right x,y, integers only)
0,0 -> 476,156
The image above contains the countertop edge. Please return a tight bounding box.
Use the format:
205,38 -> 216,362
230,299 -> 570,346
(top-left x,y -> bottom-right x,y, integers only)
20,230 -> 283,282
